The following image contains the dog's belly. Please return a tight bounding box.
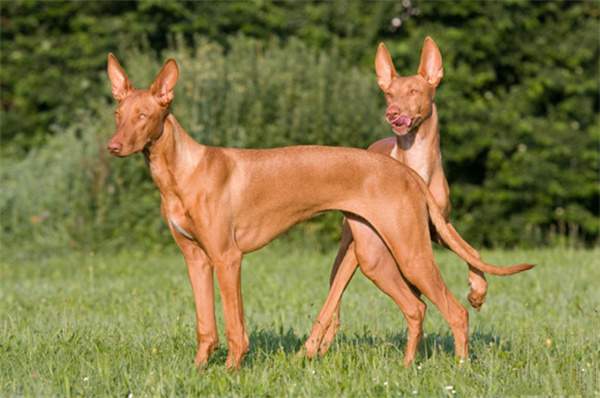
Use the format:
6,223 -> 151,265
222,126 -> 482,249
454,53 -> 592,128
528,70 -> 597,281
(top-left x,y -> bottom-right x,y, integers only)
234,207 -> 322,253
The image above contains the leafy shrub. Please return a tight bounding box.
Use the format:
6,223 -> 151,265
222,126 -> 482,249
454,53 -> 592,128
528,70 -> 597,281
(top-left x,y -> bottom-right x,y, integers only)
1,0 -> 598,251
0,37 -> 385,251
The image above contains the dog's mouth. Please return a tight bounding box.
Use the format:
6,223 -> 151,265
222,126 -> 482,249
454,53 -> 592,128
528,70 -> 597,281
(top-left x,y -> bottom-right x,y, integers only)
388,115 -> 413,135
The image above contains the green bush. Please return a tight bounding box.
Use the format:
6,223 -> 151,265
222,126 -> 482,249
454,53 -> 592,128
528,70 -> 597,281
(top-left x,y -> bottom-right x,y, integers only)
0,105 -> 163,252
0,37 -> 384,251
0,1 -> 393,153
1,2 -> 598,251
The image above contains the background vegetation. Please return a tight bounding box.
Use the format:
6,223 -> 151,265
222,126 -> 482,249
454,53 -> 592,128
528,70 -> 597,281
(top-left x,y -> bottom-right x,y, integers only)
1,1 -> 599,251
1,3 -> 598,396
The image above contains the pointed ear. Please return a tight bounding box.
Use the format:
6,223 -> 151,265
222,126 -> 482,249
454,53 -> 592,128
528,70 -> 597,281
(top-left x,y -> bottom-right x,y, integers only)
417,36 -> 443,87
107,53 -> 132,101
374,42 -> 398,91
150,59 -> 179,107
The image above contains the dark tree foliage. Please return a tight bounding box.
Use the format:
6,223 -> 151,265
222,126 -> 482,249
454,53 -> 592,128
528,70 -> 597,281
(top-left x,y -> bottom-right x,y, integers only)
1,0 -> 598,248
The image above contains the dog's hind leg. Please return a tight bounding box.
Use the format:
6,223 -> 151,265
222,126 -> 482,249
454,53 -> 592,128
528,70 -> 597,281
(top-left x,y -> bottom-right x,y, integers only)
405,255 -> 468,359
358,200 -> 469,360
347,217 -> 427,366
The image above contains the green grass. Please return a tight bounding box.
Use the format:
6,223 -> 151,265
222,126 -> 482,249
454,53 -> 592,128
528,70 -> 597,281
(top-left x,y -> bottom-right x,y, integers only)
1,245 -> 599,396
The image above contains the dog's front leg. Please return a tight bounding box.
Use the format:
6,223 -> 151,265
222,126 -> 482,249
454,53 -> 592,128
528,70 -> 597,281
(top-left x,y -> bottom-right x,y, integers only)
171,231 -> 219,368
213,250 -> 248,369
186,248 -> 219,368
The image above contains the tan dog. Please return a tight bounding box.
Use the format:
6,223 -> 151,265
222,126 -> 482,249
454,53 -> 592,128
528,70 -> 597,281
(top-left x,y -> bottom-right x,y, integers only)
308,37 -> 491,358
106,53 -> 532,368
303,37 -> 528,364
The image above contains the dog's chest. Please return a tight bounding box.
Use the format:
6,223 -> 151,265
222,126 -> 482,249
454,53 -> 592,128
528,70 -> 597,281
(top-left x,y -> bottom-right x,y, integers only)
151,161 -> 200,241
162,195 -> 196,241
391,144 -> 433,184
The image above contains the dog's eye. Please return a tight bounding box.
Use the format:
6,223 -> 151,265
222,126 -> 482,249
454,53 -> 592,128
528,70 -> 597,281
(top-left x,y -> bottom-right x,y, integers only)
410,89 -> 420,95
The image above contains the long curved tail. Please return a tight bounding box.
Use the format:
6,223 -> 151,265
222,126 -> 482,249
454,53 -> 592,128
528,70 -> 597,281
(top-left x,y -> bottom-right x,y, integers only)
414,175 -> 534,276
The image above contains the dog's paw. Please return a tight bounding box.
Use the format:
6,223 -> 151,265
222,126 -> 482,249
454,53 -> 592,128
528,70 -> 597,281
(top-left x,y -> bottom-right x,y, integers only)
467,290 -> 486,311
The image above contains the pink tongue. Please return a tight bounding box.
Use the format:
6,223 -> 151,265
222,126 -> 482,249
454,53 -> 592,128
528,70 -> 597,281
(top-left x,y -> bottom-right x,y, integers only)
396,115 -> 412,127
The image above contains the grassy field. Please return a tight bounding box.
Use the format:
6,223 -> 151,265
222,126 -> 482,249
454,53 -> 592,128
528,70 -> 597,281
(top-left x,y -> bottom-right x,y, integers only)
1,245 -> 598,396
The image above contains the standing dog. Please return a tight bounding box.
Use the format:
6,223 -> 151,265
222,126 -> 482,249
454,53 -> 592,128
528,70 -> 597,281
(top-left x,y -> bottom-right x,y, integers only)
106,53 -> 532,368
303,38 -> 518,363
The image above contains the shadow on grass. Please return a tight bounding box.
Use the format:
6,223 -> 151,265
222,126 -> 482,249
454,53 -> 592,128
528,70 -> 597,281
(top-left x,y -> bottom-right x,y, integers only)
241,327 -> 509,365
243,328 -> 305,365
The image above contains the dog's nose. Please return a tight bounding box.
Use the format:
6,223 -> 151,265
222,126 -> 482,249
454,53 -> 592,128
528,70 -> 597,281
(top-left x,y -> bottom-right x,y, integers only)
385,106 -> 400,122
107,140 -> 122,154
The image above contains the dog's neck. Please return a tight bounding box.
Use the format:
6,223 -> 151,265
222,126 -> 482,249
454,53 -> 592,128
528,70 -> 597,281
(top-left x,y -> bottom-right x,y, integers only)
392,104 -> 440,183
144,114 -> 204,199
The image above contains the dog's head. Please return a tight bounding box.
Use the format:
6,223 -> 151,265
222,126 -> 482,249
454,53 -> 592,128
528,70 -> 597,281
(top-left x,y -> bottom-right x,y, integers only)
106,54 -> 179,157
375,37 -> 443,136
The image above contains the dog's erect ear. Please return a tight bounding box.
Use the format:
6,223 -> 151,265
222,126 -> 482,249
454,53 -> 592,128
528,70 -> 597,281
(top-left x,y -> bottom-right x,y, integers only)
150,59 -> 179,107
417,36 -> 443,87
375,42 -> 398,91
107,53 -> 132,102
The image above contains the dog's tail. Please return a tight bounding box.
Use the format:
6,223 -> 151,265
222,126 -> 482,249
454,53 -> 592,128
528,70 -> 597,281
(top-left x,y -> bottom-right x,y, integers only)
414,175 -> 534,276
